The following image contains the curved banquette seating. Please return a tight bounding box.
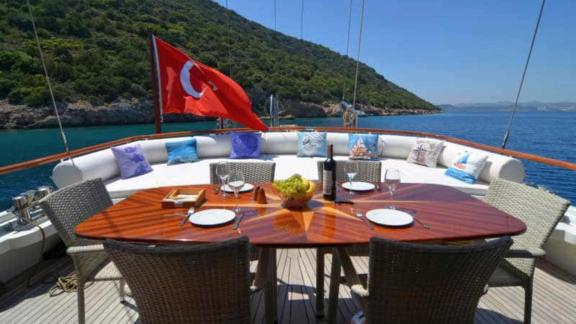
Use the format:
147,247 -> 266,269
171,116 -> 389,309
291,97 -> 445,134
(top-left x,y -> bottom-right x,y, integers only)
52,132 -> 525,200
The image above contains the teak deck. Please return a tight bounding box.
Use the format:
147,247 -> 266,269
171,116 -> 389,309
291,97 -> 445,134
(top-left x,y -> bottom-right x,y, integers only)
0,249 -> 575,323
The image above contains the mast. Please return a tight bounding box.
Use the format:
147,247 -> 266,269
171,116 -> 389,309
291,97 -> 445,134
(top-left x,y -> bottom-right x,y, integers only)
148,33 -> 163,134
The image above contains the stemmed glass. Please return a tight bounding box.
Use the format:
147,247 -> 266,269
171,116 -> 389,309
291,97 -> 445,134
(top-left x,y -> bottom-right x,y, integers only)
344,162 -> 359,194
228,171 -> 245,214
216,162 -> 230,197
384,168 -> 401,209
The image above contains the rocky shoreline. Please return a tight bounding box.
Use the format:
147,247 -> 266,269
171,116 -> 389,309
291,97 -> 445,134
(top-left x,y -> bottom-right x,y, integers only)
0,99 -> 438,129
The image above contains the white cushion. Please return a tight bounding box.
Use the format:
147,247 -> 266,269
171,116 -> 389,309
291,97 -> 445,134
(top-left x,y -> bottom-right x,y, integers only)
380,135 -> 417,159
52,148 -> 119,188
261,132 -> 298,154
381,159 -> 489,196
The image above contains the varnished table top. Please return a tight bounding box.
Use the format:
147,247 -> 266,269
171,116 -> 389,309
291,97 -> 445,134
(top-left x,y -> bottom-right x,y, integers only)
76,183 -> 526,247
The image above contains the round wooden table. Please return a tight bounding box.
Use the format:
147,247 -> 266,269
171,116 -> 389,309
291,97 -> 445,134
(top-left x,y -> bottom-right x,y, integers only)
76,182 -> 526,323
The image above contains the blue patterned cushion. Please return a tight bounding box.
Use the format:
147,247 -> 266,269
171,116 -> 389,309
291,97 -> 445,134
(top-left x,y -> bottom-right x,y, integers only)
111,143 -> 153,179
230,132 -> 261,159
165,139 -> 199,165
445,151 -> 488,184
297,132 -> 327,157
348,134 -> 379,160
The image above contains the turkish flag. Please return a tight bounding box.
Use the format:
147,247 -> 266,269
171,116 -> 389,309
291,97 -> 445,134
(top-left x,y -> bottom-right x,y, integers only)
152,36 -> 268,131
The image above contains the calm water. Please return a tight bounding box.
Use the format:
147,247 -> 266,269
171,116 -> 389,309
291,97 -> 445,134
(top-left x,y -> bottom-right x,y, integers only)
0,111 -> 574,209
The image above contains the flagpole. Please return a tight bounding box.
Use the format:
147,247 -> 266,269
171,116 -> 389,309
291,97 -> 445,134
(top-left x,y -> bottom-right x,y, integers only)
148,32 -> 163,134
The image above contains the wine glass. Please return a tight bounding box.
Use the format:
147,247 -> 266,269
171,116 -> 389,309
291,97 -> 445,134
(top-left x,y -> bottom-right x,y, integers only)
384,168 -> 401,208
216,162 -> 230,197
344,162 -> 359,193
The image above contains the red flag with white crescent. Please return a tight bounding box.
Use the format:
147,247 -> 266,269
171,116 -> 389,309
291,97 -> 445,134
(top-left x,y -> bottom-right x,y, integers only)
151,36 -> 268,131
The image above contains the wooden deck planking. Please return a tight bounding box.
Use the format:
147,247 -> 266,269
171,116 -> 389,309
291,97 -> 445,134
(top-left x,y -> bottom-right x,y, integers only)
0,249 -> 575,324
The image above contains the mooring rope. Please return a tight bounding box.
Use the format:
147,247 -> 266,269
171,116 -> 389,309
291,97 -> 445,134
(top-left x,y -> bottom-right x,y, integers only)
501,0 -> 546,148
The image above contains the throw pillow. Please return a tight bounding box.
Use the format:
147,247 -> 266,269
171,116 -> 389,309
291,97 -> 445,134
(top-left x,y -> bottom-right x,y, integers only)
165,139 -> 199,165
230,132 -> 261,159
297,132 -> 328,157
111,143 -> 153,179
348,134 -> 379,160
445,151 -> 488,184
406,139 -> 445,167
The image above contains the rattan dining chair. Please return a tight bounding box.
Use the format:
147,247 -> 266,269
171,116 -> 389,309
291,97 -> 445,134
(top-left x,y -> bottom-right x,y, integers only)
315,160 -> 381,315
104,237 -> 252,324
209,161 -> 276,185
485,178 -> 570,324
39,178 -> 126,324
329,236 -> 512,324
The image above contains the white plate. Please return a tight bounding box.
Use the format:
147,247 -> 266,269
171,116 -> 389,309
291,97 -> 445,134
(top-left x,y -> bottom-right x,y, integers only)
221,183 -> 254,193
365,209 -> 414,227
342,181 -> 376,192
189,209 -> 236,227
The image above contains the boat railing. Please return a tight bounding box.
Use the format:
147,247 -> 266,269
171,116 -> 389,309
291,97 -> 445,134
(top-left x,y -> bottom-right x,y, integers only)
0,126 -> 574,176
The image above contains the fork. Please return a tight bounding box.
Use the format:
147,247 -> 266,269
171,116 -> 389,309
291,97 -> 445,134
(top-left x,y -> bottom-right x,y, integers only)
179,207 -> 195,225
233,212 -> 245,233
356,212 -> 374,230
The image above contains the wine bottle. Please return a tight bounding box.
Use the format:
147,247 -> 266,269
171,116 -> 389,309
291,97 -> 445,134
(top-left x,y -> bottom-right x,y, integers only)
323,144 -> 336,201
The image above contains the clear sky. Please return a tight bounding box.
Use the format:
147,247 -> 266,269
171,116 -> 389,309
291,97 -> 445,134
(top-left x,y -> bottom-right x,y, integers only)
216,0 -> 575,104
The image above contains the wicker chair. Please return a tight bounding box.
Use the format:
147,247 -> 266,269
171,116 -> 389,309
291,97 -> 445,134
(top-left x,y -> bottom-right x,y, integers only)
104,237 -> 251,324
315,160 -> 381,315
316,160 -> 381,184
209,161 -> 276,185
39,178 -> 126,324
329,236 -> 512,324
485,178 -> 570,324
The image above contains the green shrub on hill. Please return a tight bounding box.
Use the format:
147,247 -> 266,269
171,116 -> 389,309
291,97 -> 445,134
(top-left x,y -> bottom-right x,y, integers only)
0,0 -> 437,112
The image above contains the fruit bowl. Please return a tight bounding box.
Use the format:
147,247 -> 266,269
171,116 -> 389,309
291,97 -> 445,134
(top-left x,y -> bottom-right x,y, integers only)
273,174 -> 316,210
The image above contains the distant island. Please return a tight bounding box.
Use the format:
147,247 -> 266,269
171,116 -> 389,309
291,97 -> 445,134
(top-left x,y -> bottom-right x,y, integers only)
438,101 -> 576,112
0,0 -> 438,129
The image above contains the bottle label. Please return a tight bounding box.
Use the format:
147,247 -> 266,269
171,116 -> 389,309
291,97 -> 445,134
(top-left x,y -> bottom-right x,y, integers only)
323,170 -> 333,195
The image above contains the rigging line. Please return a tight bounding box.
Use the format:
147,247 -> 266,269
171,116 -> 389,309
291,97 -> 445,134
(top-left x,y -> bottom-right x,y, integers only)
225,0 -> 232,77
342,0 -> 354,101
300,0 -> 304,39
351,0 -> 366,128
501,0 -> 546,149
273,0 -> 277,31
26,0 -> 72,159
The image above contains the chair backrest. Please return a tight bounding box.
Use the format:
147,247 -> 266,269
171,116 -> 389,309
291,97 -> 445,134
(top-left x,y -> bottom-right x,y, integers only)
485,178 -> 570,277
366,237 -> 512,324
209,161 -> 276,184
104,237 -> 251,324
39,178 -> 112,247
316,160 -> 381,184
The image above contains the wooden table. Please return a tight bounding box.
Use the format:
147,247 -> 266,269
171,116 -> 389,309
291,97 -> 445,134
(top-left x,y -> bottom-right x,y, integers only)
76,183 -> 526,323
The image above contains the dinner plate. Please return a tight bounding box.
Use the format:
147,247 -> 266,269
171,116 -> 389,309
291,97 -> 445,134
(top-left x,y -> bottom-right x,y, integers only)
189,209 -> 236,227
342,181 -> 376,192
365,209 -> 414,227
221,183 -> 254,193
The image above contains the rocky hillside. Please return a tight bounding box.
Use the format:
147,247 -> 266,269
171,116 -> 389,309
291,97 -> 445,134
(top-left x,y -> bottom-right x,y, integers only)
0,0 -> 438,128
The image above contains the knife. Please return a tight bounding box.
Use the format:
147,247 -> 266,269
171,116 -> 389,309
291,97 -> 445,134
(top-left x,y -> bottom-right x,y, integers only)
180,207 -> 196,225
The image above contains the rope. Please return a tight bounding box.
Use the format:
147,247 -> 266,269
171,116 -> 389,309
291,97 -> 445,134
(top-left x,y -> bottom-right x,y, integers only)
351,0 -> 366,128
273,0 -> 277,31
26,0 -> 72,159
341,0 -> 354,101
501,0 -> 546,148
26,224 -> 46,287
300,0 -> 305,39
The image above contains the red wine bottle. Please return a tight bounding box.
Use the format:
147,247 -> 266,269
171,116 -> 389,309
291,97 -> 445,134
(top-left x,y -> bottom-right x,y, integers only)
323,144 -> 336,201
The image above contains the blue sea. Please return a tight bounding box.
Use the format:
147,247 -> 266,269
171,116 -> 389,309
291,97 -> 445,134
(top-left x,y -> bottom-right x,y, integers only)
0,111 -> 574,209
